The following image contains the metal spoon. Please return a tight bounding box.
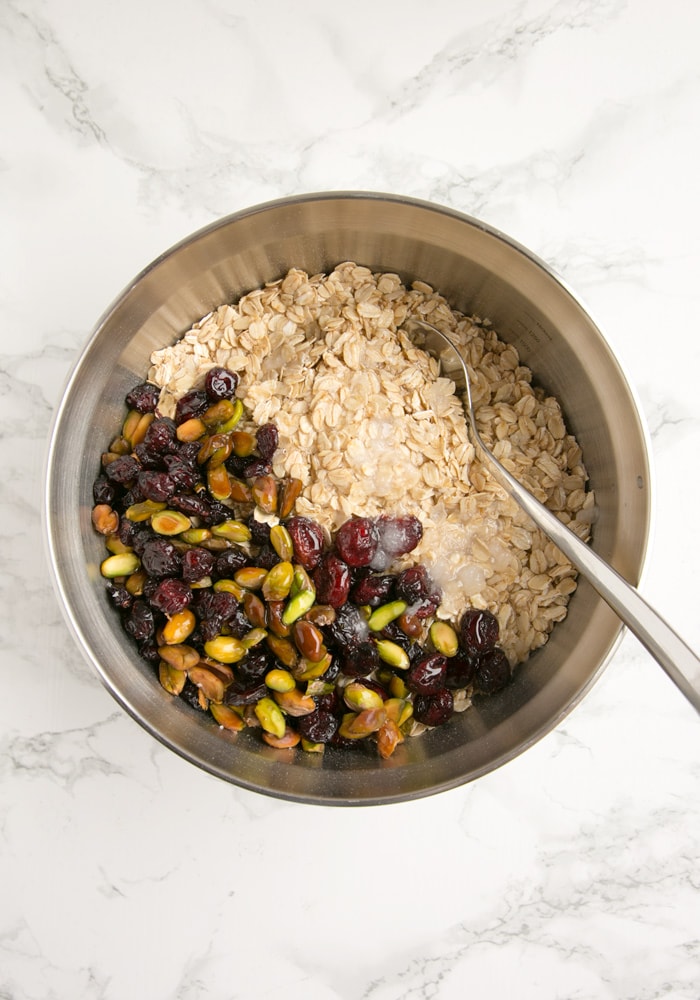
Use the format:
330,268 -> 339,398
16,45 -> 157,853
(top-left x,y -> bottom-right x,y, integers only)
402,317 -> 700,713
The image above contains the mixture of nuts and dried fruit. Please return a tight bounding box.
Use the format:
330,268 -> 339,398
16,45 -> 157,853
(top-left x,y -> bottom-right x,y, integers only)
92,263 -> 594,757
93,366 -> 511,756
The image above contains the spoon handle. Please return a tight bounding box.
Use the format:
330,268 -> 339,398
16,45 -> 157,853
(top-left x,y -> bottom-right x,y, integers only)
486,455 -> 700,713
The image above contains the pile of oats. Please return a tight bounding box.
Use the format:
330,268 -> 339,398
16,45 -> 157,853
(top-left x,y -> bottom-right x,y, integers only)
149,262 -> 594,668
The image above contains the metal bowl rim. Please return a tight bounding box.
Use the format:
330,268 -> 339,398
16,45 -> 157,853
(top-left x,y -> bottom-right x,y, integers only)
42,191 -> 655,804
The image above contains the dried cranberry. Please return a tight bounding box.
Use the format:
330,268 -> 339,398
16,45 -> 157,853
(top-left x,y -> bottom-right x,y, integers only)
118,484 -> 145,510
117,517 -> 138,547
105,455 -> 140,485
123,600 -> 155,643
192,588 -> 217,617
372,514 -> 423,569
180,679 -> 207,711
412,688 -> 454,727
141,577 -> 160,602
241,457 -> 272,480
137,471 -> 175,502
175,389 -> 209,425
412,596 -> 442,620
181,547 -> 216,583
296,709 -> 339,743
255,543 -> 279,570
203,592 -> 247,638
176,441 -> 202,467
474,649 -> 511,694
162,455 -> 198,492
228,605 -> 253,639
340,641 -> 380,676
225,454 -> 247,478
407,653 -> 447,695
138,639 -> 161,665
125,382 -> 160,413
143,418 -> 178,455
187,627 -> 203,648
92,475 -> 116,505
409,639 -> 429,665
334,517 -> 379,568
350,573 -> 395,607
121,522 -> 151,555
314,688 -> 343,716
211,590 -> 241,623
460,608 -> 499,654
106,583 -> 132,610
149,578 -> 192,616
141,537 -> 181,578
207,501 -> 235,526
200,616 -> 223,643
327,602 -> 369,651
313,554 -> 351,608
445,649 -> 478,689
256,423 -> 279,460
205,366 -> 239,401
236,648 -> 272,684
214,547 -> 248,578
189,587 -> 213,617
246,514 -> 271,547
286,516 -> 325,570
395,564 -> 441,609
169,493 -> 213,521
197,590 -> 243,641
132,442 -> 163,470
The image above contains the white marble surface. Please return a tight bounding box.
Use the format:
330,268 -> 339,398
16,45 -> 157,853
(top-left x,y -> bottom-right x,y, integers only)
2,1 -> 699,997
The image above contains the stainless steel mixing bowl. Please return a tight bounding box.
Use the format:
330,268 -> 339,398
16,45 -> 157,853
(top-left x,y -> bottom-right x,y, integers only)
44,192 -> 652,805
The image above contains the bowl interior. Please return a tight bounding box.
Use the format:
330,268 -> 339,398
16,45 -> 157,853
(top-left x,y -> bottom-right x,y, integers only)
45,193 -> 651,804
